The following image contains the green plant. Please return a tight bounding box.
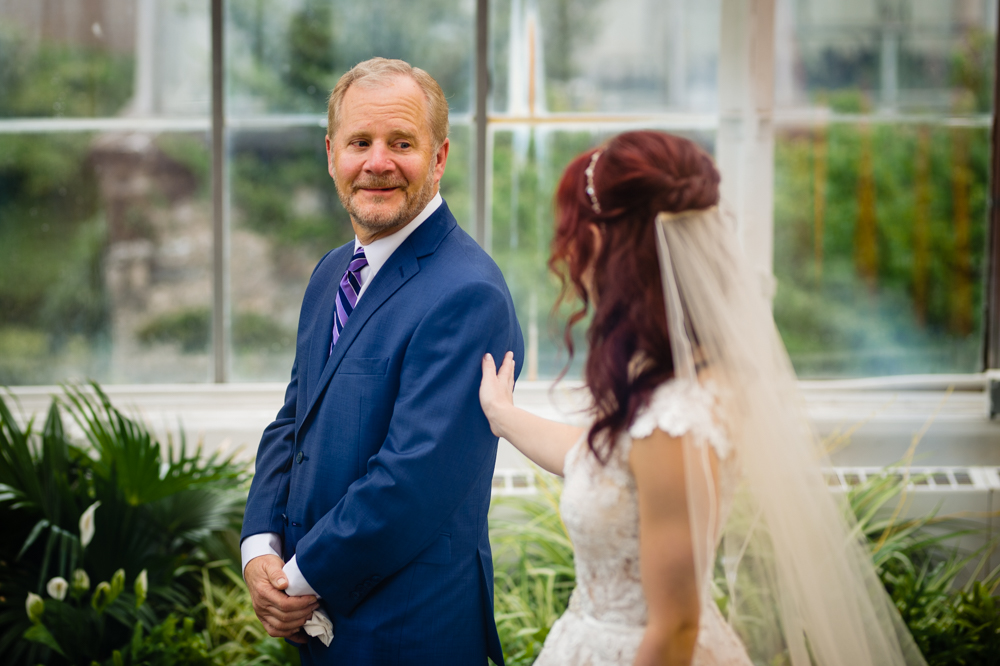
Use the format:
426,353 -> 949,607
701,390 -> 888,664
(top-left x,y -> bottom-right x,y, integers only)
0,384 -> 248,665
846,468 -> 1000,665
489,472 -> 575,666
127,614 -> 216,666
22,563 -> 153,665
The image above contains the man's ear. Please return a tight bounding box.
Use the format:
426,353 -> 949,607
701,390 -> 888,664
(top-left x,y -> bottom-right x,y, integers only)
433,138 -> 450,185
326,135 -> 336,180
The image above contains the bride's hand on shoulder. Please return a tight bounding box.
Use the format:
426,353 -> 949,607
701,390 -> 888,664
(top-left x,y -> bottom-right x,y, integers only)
480,351 -> 582,476
480,351 -> 516,437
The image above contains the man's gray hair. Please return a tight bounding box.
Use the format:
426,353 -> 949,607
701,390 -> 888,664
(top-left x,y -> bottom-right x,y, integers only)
327,58 -> 449,149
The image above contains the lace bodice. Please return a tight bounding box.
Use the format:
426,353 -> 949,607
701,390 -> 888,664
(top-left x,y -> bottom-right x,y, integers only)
534,379 -> 751,666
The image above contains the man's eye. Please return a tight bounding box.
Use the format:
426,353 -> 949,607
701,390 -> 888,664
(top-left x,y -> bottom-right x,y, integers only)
397,142 -> 411,149
353,140 -> 370,148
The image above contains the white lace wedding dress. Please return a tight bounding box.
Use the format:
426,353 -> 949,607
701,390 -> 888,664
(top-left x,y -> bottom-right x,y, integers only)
533,379 -> 753,666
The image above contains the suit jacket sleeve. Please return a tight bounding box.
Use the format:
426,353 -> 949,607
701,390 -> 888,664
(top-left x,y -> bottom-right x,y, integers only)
293,279 -> 520,615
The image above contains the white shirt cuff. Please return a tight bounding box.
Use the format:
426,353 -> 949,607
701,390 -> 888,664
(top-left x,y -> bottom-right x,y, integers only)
240,532 -> 282,578
283,555 -> 320,597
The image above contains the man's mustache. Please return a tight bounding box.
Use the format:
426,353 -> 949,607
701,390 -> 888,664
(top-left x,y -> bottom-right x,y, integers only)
352,176 -> 407,191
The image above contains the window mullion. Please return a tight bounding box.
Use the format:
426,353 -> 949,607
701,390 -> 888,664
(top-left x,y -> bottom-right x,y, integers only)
211,0 -> 230,383
474,0 -> 490,249
717,0 -> 777,301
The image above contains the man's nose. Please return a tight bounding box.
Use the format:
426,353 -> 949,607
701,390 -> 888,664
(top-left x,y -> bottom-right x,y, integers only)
364,143 -> 396,174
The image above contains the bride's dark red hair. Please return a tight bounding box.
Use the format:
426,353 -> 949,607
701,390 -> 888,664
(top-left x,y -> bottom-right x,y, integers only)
550,130 -> 720,461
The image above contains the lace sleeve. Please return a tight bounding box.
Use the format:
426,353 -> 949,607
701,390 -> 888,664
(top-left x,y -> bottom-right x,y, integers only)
627,379 -> 732,459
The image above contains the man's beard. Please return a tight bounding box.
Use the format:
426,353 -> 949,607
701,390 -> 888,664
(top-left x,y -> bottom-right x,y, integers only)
337,165 -> 437,234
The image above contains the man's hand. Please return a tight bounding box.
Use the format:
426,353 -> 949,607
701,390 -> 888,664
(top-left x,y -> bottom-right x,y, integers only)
245,554 -> 319,644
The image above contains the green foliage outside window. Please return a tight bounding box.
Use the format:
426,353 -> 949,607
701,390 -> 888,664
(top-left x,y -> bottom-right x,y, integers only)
228,0 -> 473,114
137,308 -> 294,354
0,27 -> 133,119
0,26 -> 133,384
773,30 -> 995,377
773,122 -> 989,376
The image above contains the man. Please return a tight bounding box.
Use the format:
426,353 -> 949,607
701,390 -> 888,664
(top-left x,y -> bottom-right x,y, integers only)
240,58 -> 524,665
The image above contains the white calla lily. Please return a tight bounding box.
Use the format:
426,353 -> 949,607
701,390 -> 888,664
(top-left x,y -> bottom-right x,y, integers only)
110,568 -> 125,597
79,501 -> 100,548
134,569 -> 148,608
72,568 -> 90,592
46,577 -> 68,601
25,592 -> 44,623
91,581 -> 111,614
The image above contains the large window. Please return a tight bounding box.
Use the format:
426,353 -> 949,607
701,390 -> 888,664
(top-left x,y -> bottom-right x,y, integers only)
0,1 -> 212,384
772,0 -> 996,376
0,0 -> 996,385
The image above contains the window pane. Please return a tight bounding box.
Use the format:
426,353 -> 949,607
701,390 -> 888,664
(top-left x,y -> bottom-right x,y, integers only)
489,0 -> 721,380
0,2 -> 212,385
490,0 -> 720,115
0,131 -> 213,384
772,2 -> 995,376
227,0 -> 474,116
777,1 -> 995,113
0,1 -> 210,119
774,123 -> 989,375
489,129 -> 593,380
227,126 -> 343,381
0,3 -> 136,118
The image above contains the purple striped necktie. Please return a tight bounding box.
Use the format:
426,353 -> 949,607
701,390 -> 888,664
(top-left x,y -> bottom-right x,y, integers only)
330,246 -> 368,354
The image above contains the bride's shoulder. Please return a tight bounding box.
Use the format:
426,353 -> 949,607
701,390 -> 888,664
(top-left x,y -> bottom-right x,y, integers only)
628,377 -> 731,457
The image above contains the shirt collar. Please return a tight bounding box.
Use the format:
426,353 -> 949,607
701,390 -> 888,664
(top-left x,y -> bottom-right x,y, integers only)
353,192 -> 442,276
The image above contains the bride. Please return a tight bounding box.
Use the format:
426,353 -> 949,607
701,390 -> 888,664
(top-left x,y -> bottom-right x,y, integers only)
479,131 -> 926,666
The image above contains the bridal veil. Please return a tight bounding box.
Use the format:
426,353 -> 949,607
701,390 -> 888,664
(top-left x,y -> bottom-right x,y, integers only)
654,206 -> 927,666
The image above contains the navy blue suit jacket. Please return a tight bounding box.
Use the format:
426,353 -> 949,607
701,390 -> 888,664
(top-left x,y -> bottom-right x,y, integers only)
242,201 -> 523,666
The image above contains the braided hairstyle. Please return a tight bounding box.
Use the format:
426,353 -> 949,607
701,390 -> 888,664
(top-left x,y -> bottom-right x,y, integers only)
549,130 -> 721,461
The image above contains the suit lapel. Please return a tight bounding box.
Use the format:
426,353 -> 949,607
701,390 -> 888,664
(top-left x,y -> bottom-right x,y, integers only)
299,204 -> 457,429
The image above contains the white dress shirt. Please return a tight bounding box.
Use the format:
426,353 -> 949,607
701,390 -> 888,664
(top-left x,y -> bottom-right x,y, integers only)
241,193 -> 443,597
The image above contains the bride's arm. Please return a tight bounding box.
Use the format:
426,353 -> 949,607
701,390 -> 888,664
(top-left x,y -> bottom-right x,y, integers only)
630,428 -> 712,666
479,352 -> 583,476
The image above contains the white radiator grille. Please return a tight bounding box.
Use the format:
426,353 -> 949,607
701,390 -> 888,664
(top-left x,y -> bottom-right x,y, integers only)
492,467 -> 1000,496
823,467 -> 1000,492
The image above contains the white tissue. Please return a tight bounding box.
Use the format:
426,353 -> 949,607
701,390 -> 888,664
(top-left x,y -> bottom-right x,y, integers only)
303,608 -> 334,647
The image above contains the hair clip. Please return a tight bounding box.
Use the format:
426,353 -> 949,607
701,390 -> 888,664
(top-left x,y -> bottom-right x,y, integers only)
585,150 -> 602,214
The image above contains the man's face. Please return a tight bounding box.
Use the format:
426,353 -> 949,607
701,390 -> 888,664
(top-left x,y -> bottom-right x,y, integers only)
326,75 -> 449,243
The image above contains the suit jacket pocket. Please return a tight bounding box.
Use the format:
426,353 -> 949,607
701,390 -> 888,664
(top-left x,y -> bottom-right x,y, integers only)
413,533 -> 451,565
338,356 -> 389,376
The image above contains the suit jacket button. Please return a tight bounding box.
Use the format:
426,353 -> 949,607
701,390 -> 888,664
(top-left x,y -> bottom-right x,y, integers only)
296,451 -> 304,464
